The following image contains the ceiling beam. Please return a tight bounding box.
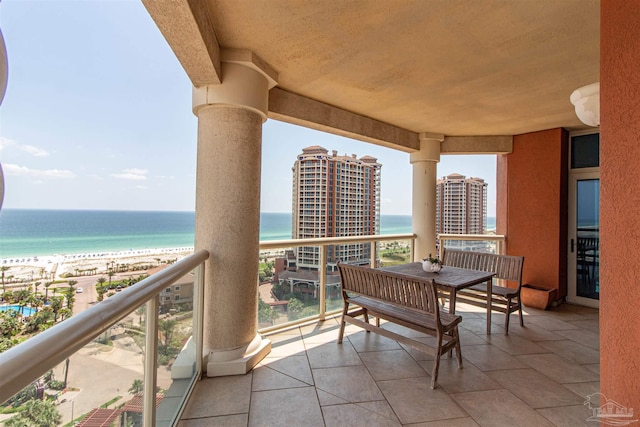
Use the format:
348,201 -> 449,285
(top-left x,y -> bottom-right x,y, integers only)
268,88 -> 419,152
441,136 -> 513,155
142,0 -> 221,87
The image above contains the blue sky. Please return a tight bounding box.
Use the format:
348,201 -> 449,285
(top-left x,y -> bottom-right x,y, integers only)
0,1 -> 495,216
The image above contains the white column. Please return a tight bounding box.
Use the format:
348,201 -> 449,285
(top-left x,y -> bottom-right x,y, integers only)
193,52 -> 277,376
410,133 -> 443,261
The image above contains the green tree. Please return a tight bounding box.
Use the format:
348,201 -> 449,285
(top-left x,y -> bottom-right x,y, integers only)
24,309 -> 55,333
5,398 -> 62,427
286,298 -> 304,321
0,311 -> 21,338
49,297 -> 63,322
129,378 -> 144,395
14,289 -> 32,317
96,277 -> 108,302
258,299 -> 278,325
158,319 -> 177,353
63,280 -> 77,311
0,336 -> 23,352
32,281 -> 41,295
43,282 -> 52,302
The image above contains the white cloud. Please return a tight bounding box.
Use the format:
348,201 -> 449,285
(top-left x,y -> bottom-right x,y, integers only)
20,144 -> 50,157
0,138 -> 50,157
111,168 -> 148,181
4,163 -> 75,178
136,185 -> 147,190
0,136 -> 15,151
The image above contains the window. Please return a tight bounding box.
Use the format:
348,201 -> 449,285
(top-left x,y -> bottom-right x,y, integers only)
571,133 -> 599,169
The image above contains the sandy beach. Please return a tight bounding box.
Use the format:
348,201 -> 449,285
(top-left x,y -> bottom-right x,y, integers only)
1,247 -> 196,285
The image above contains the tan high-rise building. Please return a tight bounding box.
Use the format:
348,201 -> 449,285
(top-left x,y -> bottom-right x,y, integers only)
436,173 -> 487,235
292,146 -> 381,269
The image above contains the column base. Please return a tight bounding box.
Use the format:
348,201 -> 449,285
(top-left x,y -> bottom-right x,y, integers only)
205,334 -> 271,377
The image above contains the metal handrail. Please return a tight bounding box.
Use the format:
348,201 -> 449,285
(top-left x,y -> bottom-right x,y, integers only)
0,249 -> 209,404
259,233 -> 416,250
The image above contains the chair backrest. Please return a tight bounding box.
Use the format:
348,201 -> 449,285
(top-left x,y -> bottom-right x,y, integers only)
443,249 -> 524,289
337,262 -> 440,320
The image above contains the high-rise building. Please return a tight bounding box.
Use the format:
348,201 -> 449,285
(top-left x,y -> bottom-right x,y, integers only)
292,146 -> 381,270
436,173 -> 487,235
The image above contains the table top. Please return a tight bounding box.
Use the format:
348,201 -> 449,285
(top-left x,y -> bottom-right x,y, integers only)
380,262 -> 495,290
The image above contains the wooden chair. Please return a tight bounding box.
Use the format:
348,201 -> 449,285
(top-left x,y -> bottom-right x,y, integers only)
443,249 -> 525,334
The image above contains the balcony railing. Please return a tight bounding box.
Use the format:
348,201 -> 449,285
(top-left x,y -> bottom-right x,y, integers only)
0,234 -> 416,425
258,233 -> 415,333
0,250 -> 209,427
438,233 -> 506,257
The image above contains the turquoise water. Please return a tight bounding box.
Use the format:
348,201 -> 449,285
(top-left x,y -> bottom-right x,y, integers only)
0,209 -> 495,259
0,305 -> 36,316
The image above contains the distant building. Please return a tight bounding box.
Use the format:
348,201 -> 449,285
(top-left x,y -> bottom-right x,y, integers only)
436,173 -> 488,243
291,146 -> 381,270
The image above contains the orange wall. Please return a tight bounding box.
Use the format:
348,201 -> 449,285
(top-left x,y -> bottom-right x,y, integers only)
496,128 -> 568,297
600,0 -> 640,413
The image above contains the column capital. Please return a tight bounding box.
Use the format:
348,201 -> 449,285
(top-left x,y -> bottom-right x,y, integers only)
192,50 -> 278,122
410,133 -> 444,163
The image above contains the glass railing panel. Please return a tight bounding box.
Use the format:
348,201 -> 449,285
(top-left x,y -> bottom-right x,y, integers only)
155,266 -> 200,427
258,245 -> 320,329
379,239 -> 414,267
0,252 -> 208,427
441,239 -> 498,254
1,334 -> 141,426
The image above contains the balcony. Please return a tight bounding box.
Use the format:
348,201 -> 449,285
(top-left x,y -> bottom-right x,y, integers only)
180,303 -> 600,426
0,234 -> 603,426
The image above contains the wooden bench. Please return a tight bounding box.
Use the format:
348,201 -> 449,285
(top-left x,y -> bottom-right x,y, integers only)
442,249 -> 525,334
337,262 -> 463,389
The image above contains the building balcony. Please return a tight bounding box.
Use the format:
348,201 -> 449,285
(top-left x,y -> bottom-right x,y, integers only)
181,303 -> 600,426
0,233 -> 605,427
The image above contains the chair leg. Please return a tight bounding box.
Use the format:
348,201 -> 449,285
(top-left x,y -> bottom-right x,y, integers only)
504,297 -> 511,335
518,297 -> 525,327
453,328 -> 463,369
431,334 -> 444,389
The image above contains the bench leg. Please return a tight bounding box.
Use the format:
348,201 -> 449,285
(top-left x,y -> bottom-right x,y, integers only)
363,309 -> 371,333
337,302 -> 349,344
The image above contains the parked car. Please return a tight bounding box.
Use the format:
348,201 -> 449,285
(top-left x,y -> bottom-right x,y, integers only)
76,287 -> 83,293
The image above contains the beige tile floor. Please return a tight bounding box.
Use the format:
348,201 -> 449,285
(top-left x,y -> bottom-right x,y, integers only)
180,303 -> 600,427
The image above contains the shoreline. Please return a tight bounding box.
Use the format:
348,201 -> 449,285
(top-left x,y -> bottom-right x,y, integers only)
0,247 -> 197,283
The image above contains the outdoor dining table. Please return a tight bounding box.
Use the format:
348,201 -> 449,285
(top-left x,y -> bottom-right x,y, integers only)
379,262 -> 495,316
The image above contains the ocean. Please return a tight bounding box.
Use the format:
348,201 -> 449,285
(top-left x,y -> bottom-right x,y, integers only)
0,209 -> 495,258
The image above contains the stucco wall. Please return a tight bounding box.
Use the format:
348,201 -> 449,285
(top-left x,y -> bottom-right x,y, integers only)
600,0 -> 640,413
496,128 -> 568,296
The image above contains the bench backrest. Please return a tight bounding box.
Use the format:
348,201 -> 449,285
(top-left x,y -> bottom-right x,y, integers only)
442,249 -> 524,289
337,262 -> 440,321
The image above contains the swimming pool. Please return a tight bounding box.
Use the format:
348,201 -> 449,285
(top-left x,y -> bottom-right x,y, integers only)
0,304 -> 36,317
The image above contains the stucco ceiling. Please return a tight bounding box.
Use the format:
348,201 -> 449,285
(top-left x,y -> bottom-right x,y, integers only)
195,1 -> 600,136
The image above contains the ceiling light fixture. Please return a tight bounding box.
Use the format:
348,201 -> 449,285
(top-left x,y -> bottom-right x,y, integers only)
570,82 -> 600,127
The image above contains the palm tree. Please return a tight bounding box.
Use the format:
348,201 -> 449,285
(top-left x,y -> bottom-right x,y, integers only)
1,266 -> 9,297
43,281 -> 52,302
65,280 -> 77,311
96,277 -> 107,302
5,398 -> 62,427
129,378 -> 144,395
33,281 -> 41,295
